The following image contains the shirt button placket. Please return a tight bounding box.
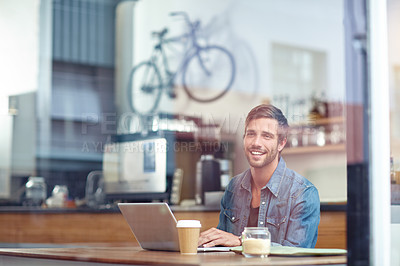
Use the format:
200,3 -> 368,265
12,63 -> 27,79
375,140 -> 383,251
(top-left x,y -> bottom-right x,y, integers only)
260,201 -> 266,226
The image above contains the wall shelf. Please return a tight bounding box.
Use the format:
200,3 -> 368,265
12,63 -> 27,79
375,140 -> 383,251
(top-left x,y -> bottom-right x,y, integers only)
291,116 -> 345,127
283,144 -> 346,155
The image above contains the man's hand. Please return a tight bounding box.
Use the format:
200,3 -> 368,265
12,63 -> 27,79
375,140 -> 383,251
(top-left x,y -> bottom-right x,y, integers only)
198,227 -> 241,247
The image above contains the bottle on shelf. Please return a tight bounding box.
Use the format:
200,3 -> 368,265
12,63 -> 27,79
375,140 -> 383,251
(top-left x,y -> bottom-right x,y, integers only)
329,124 -> 342,144
316,126 -> 326,147
391,156 -> 397,184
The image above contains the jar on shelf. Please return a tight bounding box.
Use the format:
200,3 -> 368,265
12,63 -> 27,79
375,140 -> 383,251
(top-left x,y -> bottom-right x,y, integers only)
25,176 -> 47,206
288,127 -> 300,148
241,227 -> 271,258
302,127 -> 311,146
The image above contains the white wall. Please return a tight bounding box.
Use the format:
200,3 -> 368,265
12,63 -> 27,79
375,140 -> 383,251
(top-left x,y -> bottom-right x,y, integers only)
0,0 -> 41,197
0,0 -> 40,97
123,0 -> 346,175
284,151 -> 347,203
130,0 -> 345,107
388,0 -> 400,161
387,1 -> 400,265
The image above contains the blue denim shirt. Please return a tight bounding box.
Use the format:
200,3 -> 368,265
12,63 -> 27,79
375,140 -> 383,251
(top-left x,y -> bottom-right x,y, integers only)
217,157 -> 320,248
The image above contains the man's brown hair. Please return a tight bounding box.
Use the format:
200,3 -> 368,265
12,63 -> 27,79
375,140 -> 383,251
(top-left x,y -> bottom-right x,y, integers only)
245,104 -> 289,142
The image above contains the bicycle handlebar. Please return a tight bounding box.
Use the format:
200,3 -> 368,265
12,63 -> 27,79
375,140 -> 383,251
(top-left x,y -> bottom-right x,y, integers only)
170,11 -> 191,26
170,11 -> 188,18
170,11 -> 201,34
152,28 -> 168,38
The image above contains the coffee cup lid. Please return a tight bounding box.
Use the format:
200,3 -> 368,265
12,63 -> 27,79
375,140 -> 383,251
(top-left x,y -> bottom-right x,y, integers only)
176,220 -> 201,228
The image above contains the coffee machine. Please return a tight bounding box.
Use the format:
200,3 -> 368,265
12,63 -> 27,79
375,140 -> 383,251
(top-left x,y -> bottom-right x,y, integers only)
195,154 -> 221,205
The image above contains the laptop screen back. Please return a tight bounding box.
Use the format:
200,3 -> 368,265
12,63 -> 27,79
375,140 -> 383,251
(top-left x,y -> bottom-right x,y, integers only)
118,202 -> 179,251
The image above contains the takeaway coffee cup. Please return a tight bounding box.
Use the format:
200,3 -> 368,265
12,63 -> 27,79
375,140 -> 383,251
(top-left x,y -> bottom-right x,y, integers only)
176,220 -> 201,255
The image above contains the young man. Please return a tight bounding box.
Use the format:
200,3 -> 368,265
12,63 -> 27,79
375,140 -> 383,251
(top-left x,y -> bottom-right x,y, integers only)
198,104 -> 320,248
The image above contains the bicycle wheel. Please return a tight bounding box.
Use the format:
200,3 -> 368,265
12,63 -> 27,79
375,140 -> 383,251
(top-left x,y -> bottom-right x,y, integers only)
182,45 -> 235,103
127,61 -> 163,116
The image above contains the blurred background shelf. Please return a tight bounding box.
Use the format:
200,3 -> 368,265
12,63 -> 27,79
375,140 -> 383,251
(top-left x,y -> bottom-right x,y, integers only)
290,116 -> 345,127
283,144 -> 346,155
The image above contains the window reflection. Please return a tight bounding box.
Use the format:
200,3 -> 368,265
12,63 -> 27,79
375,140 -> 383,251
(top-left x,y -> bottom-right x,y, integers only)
1,0 -> 347,232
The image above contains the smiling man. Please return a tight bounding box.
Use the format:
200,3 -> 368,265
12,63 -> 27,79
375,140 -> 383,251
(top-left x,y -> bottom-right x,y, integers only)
198,104 -> 320,248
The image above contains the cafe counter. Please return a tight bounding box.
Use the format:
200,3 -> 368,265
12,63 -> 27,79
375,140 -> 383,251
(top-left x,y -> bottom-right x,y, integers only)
0,204 -> 346,249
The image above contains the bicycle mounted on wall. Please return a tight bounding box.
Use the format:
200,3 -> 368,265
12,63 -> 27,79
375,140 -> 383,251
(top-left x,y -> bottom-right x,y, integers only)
127,12 -> 236,117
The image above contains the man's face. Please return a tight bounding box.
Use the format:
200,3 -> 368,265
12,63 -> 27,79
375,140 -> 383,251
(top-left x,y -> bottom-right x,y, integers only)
243,118 -> 285,169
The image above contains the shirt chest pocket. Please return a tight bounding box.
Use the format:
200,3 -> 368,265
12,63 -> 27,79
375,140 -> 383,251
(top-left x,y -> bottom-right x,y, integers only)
223,209 -> 240,224
266,216 -> 287,227
266,216 -> 287,242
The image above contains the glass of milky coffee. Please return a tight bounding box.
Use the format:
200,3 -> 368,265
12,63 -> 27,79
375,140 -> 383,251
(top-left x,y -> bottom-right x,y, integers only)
241,227 -> 271,258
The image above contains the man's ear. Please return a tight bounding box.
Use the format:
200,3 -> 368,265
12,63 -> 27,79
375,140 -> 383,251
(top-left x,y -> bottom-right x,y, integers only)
278,137 -> 287,152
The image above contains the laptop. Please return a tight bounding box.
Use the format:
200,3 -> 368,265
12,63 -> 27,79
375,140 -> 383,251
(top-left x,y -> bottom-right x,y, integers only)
118,202 -> 180,251
118,202 -> 232,252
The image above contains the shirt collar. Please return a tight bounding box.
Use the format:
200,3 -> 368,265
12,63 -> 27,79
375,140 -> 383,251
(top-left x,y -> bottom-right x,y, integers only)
266,157 -> 286,197
240,169 -> 252,193
241,157 -> 287,197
